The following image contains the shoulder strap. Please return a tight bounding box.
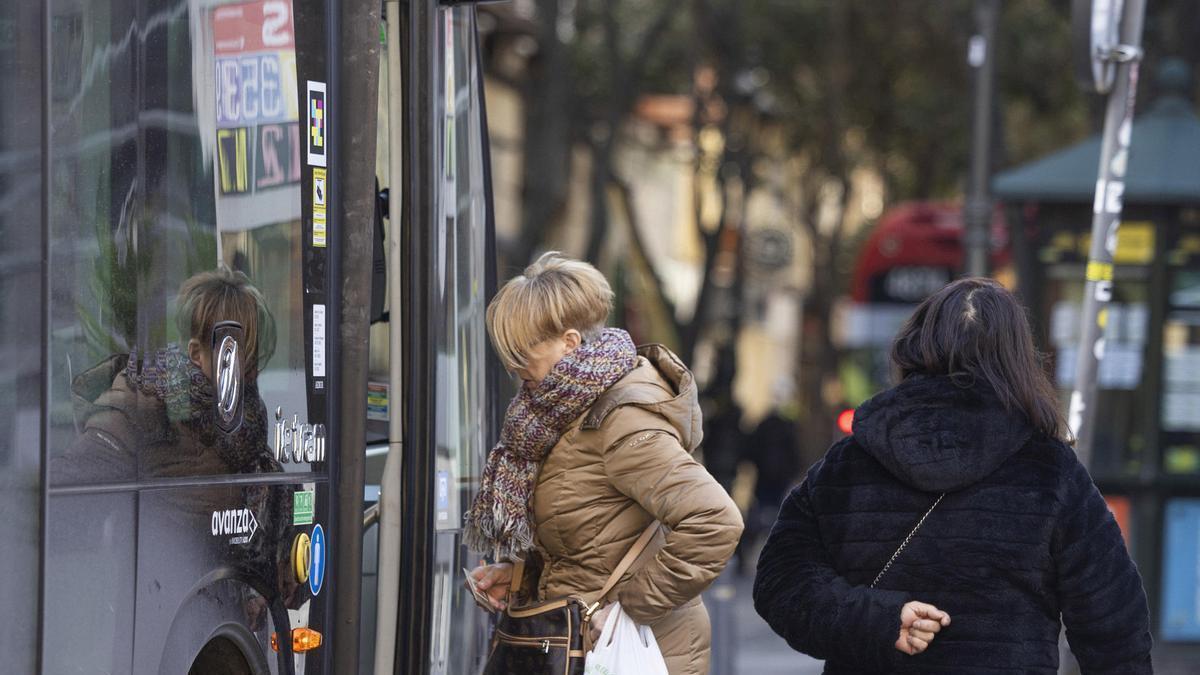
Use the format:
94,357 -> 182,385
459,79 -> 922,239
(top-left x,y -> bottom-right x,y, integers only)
870,492 -> 945,589
506,520 -> 661,608
587,520 -> 660,607
509,558 -> 527,604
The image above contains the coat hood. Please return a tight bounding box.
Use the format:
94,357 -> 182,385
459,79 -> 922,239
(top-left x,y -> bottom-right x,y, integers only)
581,343 -> 703,453
851,374 -> 1033,492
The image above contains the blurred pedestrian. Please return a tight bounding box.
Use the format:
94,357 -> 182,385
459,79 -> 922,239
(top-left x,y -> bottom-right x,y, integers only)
754,277 -> 1152,672
699,349 -> 745,494
465,252 -> 743,675
735,401 -> 801,576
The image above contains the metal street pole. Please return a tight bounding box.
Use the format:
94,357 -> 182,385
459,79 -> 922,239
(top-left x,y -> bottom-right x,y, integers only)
1069,0 -> 1146,468
965,0 -> 1000,278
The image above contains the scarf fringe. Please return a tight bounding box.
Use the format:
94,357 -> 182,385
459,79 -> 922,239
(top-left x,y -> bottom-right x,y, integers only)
463,328 -> 637,559
463,517 -> 535,562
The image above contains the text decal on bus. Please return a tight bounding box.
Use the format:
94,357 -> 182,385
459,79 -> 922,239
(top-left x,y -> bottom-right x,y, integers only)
212,508 -> 260,545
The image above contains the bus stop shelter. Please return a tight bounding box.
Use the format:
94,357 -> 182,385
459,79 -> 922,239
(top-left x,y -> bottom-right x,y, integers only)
993,58 -> 1200,652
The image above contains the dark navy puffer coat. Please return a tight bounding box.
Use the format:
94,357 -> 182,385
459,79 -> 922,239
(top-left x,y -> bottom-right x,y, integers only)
753,374 -> 1152,673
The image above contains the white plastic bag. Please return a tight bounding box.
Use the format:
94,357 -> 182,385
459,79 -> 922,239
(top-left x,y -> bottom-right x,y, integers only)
583,602 -> 670,675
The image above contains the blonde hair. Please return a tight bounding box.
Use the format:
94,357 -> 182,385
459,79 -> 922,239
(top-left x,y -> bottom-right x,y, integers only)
487,252 -> 613,369
176,267 -> 276,376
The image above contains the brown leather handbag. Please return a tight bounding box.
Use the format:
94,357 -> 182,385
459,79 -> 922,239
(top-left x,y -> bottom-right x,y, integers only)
482,521 -> 660,675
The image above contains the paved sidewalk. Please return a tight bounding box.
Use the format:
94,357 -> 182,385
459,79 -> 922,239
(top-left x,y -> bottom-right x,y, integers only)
706,566 -> 824,674
732,572 -> 823,674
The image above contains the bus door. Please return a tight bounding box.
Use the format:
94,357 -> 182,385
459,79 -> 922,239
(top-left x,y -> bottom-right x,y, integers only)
40,0 -> 353,672
384,2 -> 496,667
365,2 -> 500,674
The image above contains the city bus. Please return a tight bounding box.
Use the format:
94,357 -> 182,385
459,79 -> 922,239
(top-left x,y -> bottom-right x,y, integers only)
1,0 -> 498,673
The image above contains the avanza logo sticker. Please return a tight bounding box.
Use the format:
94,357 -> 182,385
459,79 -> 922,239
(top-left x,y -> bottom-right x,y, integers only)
212,508 -> 259,545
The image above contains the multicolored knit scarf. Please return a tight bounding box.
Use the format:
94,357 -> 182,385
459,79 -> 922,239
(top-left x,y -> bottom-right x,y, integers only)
127,344 -> 273,474
464,328 -> 638,560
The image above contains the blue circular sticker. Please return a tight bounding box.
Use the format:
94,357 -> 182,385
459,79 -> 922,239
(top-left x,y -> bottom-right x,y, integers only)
309,524 -> 326,596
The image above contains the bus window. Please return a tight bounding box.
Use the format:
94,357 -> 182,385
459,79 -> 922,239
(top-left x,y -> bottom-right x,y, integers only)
432,3 -> 489,535
46,0 -> 315,484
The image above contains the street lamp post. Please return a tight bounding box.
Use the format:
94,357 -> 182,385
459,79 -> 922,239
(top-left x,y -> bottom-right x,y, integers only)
965,0 -> 1000,278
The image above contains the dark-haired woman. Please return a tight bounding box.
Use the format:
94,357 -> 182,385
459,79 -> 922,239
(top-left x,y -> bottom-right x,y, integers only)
754,278 -> 1152,673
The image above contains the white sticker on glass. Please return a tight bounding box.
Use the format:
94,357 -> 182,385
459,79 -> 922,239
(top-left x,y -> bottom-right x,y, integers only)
313,304 -> 326,377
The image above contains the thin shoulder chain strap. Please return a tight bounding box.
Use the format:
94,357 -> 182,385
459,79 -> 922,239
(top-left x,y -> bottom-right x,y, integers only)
870,492 -> 946,589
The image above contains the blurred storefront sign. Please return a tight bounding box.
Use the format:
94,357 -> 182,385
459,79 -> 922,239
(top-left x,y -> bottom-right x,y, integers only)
1052,301 -> 1147,390
1039,220 -> 1155,265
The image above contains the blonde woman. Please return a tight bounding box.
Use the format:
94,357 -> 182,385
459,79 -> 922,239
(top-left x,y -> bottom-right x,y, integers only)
466,253 -> 743,675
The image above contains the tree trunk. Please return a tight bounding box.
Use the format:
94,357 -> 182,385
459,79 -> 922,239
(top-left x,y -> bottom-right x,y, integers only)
611,174 -> 683,344
584,140 -> 612,264
515,0 -> 573,268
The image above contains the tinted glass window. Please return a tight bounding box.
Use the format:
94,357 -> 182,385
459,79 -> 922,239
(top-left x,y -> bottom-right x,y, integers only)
428,6 -> 492,674
46,0 -> 314,485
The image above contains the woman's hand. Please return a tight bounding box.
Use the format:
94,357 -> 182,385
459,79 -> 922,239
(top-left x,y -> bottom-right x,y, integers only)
467,561 -> 513,612
587,603 -> 615,644
895,601 -> 951,655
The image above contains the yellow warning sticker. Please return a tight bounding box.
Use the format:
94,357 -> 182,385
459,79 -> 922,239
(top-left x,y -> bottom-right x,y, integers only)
313,168 -> 327,248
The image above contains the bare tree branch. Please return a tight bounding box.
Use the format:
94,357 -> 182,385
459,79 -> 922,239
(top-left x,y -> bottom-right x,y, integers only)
611,172 -> 684,343
584,0 -> 679,263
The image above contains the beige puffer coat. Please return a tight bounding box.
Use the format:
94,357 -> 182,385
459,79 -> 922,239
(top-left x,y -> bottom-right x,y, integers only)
529,344 -> 743,675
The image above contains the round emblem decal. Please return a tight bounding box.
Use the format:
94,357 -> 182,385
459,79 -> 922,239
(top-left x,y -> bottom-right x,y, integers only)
216,335 -> 242,430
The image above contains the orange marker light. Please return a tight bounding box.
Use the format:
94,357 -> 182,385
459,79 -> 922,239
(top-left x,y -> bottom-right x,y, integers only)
837,409 -> 855,435
270,628 -> 324,653
292,628 -> 323,652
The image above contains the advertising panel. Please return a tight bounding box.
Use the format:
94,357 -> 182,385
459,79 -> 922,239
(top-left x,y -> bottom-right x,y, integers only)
210,0 -> 302,231
1161,498 -> 1200,641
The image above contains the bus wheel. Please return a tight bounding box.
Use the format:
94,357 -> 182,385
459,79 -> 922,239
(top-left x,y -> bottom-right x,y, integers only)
189,636 -> 253,675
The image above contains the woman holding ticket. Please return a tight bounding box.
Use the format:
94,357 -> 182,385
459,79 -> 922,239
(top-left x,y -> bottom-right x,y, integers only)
463,252 -> 742,675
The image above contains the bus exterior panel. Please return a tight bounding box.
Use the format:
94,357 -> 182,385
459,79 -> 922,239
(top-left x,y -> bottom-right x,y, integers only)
37,0 -> 355,672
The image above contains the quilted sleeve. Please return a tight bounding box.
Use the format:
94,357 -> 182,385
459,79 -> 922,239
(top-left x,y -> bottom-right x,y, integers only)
752,462 -> 910,670
1053,451 -> 1153,673
603,424 -> 744,624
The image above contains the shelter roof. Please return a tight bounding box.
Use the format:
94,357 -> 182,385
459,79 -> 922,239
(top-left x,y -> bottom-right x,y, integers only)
993,60 -> 1200,204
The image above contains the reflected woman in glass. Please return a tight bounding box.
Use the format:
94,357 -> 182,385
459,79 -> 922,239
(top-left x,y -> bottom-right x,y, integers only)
53,266 -> 278,482
465,253 -> 743,675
